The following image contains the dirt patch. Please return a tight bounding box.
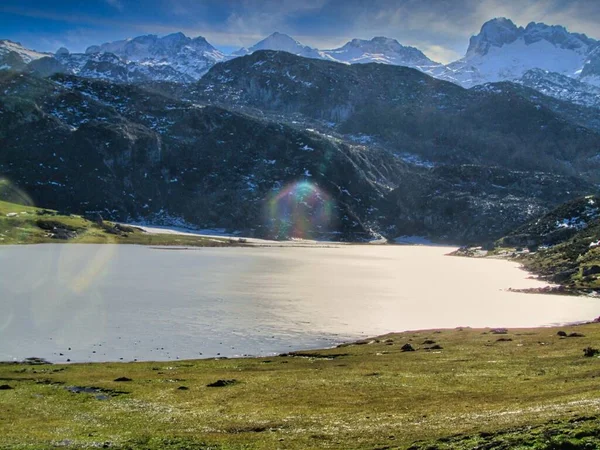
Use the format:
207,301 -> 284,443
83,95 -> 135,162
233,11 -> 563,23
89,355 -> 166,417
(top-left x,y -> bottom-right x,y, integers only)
207,379 -> 239,388
65,385 -> 128,400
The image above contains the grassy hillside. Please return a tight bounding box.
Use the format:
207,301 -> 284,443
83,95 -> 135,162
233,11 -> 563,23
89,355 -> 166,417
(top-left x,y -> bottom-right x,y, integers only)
519,225 -> 600,290
494,196 -> 600,291
0,200 -> 234,247
2,324 -> 600,449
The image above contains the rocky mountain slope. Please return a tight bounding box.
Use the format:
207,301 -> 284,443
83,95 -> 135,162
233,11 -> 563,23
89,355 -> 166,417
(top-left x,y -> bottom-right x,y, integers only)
0,71 -> 413,240
516,69 -> 600,110
494,196 -> 600,290
0,40 -> 50,72
197,51 -> 600,180
1,58 -> 596,243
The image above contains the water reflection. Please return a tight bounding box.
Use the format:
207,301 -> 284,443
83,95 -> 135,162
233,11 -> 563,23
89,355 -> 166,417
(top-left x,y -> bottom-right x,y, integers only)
1,244 -> 598,363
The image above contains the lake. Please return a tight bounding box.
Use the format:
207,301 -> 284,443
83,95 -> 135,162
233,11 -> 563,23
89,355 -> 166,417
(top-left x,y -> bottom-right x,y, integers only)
1,244 -> 598,363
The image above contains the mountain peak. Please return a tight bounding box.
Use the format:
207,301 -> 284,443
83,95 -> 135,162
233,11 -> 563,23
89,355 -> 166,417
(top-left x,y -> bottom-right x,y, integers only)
331,36 -> 439,66
233,32 -> 321,59
523,21 -> 594,50
0,39 -> 49,63
161,32 -> 187,43
466,17 -> 597,58
466,17 -> 522,57
261,32 -> 302,46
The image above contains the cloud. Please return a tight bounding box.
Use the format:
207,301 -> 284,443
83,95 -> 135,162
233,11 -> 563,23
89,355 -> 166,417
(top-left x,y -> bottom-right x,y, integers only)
1,0 -> 599,59
104,0 -> 124,11
418,44 -> 462,64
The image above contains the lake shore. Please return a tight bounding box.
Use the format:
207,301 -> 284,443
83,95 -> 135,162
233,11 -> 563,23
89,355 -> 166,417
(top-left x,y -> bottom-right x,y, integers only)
2,323 -> 600,449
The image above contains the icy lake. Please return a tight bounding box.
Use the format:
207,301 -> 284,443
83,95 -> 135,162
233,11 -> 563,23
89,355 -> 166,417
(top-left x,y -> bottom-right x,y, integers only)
1,244 -> 599,363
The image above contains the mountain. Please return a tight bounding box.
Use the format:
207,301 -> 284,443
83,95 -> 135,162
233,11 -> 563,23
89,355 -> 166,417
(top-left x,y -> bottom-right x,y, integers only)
0,71 -> 414,240
232,21 -> 600,107
1,55 -> 597,243
495,195 -> 600,290
470,81 -> 600,134
516,68 -> 600,110
441,18 -> 600,88
198,51 -> 600,180
0,40 -> 50,71
232,32 -> 324,59
2,20 -> 600,109
322,37 -> 441,70
2,27 -> 600,243
235,34 -> 442,71
0,33 -> 226,84
85,32 -> 226,79
56,51 -> 196,83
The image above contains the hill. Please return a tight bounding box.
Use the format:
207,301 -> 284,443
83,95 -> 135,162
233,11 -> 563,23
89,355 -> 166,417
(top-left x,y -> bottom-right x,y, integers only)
495,196 -> 600,290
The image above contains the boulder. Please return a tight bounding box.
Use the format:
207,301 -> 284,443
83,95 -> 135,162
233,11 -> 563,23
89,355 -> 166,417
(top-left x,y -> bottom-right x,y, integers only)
583,265 -> 600,277
207,379 -> 238,387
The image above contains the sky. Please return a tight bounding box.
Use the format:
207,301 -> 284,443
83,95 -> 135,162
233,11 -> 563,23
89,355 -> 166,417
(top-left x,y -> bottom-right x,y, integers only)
1,0 -> 599,63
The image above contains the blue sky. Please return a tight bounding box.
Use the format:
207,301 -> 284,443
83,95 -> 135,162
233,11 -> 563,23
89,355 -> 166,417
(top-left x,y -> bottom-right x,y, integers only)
1,0 -> 599,63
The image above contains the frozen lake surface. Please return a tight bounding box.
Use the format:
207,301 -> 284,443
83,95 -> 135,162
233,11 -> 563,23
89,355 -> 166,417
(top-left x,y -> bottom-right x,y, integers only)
1,244 -> 598,363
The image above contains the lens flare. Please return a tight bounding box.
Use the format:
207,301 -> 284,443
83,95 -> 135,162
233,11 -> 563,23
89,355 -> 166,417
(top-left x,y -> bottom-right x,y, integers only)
265,180 -> 335,239
0,177 -> 34,207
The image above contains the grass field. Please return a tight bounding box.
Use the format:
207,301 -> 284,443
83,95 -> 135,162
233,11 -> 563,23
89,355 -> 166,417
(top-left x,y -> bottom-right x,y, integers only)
2,324 -> 600,449
0,200 -> 236,247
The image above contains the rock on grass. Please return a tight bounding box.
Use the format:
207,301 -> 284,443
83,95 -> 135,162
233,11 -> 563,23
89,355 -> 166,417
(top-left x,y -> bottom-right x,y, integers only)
207,379 -> 238,387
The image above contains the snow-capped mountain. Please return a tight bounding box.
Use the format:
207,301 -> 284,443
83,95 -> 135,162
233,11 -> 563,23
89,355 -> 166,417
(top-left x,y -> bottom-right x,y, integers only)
440,18 -> 600,88
10,33 -> 233,82
234,34 -> 442,71
322,37 -> 441,70
85,32 -> 226,79
0,40 -> 50,70
1,19 -> 599,109
0,33 -> 227,83
56,51 -> 197,83
516,68 -> 600,110
232,32 -> 324,59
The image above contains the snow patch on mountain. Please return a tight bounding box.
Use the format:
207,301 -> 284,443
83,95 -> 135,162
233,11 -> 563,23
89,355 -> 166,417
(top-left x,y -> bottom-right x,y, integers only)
0,40 -> 50,63
517,68 -> 600,109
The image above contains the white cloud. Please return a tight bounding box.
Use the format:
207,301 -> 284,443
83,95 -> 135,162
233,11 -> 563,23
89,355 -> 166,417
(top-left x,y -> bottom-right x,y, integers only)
3,0 -> 599,61
418,44 -> 462,64
104,0 -> 124,12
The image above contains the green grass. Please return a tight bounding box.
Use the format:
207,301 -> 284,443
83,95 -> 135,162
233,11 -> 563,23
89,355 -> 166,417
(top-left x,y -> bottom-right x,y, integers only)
509,235 -> 600,291
0,200 -> 237,247
2,325 -> 600,449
